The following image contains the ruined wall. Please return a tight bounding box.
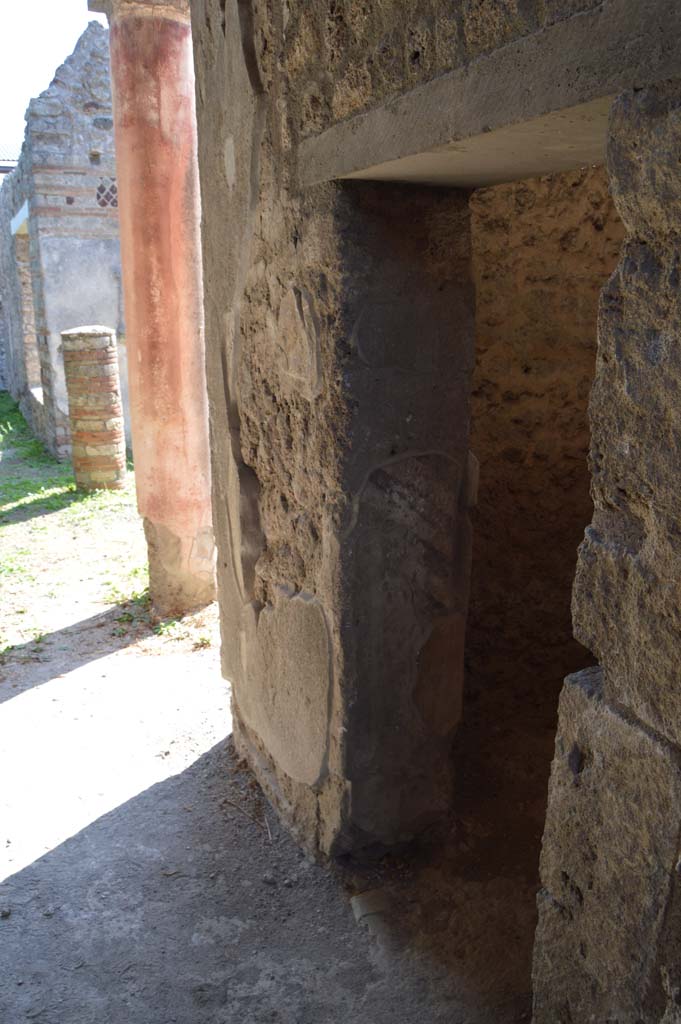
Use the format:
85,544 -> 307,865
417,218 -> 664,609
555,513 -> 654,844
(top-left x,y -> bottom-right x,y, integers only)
0,23 -> 129,455
283,0 -> 605,139
468,165 -> 624,709
533,80 -> 681,1022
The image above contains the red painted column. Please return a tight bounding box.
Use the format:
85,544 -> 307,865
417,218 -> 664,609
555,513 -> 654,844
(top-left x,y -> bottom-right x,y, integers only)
96,0 -> 215,615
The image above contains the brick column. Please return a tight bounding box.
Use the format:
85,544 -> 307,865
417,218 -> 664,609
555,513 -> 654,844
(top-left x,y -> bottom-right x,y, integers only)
62,325 -> 126,490
90,0 -> 215,616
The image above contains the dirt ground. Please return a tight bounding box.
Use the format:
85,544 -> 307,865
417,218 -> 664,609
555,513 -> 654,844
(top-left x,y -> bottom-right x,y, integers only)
0,394 -> 540,1023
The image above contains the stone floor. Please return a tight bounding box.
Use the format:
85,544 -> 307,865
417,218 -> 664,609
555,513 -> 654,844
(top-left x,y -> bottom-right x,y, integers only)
0,612 -> 539,1024
0,396 -> 543,1023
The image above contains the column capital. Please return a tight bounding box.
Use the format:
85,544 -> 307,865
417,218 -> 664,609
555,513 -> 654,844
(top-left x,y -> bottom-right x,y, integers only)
88,0 -> 189,21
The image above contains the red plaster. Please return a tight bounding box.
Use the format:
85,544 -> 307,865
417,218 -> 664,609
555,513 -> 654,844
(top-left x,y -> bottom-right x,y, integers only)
109,11 -> 212,541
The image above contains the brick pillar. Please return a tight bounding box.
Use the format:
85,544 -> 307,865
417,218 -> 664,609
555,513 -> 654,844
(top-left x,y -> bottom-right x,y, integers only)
533,80 -> 681,1023
62,326 -> 126,491
91,0 -> 215,616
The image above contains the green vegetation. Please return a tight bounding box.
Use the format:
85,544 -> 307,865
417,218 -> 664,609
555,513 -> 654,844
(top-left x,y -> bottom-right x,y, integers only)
0,392 -> 148,653
0,394 -> 216,658
0,392 -> 76,520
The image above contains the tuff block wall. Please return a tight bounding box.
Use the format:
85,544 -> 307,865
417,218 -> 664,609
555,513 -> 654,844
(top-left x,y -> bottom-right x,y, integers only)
533,80 -> 681,1022
0,23 -> 129,456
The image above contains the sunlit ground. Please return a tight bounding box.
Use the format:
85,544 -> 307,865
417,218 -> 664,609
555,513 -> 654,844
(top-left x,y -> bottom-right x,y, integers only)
0,392 -> 229,883
0,647 -> 230,882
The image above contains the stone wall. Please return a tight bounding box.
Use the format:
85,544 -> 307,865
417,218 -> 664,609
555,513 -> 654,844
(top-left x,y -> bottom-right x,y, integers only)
467,165 -> 624,729
0,163 -> 31,407
193,5 -> 681,1014
194,0 -> 478,855
533,80 -> 681,1022
282,0 -> 605,140
0,23 -> 130,454
192,0 -> 681,897
0,299 -> 7,389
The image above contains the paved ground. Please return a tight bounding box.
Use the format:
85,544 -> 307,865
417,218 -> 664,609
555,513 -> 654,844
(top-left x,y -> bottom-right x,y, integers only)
0,394 -> 540,1022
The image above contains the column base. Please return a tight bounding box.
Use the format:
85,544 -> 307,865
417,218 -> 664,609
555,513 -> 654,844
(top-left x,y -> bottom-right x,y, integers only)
144,518 -> 216,618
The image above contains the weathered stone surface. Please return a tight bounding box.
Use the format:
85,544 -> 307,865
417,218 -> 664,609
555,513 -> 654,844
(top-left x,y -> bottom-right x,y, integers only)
298,1 -> 681,189
533,668 -> 681,1023
534,78 -> 681,1022
143,520 -> 216,617
468,166 -> 624,714
237,589 -> 332,788
283,0 -> 610,141
193,0 -> 475,854
573,81 -> 681,747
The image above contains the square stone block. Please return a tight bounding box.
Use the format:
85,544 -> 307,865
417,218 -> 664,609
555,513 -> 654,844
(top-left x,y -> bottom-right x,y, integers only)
533,667 -> 681,1023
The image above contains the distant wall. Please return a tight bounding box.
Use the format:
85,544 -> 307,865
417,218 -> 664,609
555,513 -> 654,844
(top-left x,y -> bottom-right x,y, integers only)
0,23 -> 130,454
468,165 -> 625,699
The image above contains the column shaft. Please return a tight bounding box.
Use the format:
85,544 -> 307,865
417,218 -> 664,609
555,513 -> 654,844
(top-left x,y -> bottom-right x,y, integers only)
107,0 -> 215,615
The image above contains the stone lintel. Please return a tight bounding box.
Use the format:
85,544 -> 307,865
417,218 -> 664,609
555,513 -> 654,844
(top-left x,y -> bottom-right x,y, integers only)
298,0 -> 681,189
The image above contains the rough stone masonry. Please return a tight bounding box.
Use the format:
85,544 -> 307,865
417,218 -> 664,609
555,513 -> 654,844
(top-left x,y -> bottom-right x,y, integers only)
186,2 -> 681,1018
533,80 -> 681,1023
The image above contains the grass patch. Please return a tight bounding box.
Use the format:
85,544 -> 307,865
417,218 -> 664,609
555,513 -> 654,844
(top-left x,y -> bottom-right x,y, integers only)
0,393 -> 75,520
0,391 -> 58,467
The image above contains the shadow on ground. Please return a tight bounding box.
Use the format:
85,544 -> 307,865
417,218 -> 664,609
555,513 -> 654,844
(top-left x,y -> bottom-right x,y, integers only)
0,485 -> 91,526
0,603 -> 151,702
0,731 -> 536,1024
